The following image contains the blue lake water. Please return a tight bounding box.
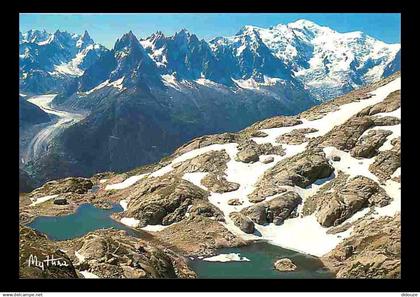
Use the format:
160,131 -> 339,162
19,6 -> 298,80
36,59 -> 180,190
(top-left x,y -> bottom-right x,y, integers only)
28,203 -> 141,240
28,203 -> 334,278
189,242 -> 334,279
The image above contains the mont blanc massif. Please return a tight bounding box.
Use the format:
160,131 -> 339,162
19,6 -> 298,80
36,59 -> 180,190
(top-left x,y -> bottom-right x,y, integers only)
19,20 -> 401,279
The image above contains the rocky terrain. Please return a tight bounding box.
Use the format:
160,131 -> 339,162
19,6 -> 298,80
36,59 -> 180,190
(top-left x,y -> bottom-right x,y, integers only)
20,72 -> 401,278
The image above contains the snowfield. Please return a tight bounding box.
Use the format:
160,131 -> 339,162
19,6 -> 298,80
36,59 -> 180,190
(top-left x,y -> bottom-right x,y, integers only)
114,77 -> 400,257
162,77 -> 401,257
105,174 -> 147,190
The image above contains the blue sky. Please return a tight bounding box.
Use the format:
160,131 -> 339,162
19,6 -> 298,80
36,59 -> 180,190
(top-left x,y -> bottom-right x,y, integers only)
20,13 -> 401,49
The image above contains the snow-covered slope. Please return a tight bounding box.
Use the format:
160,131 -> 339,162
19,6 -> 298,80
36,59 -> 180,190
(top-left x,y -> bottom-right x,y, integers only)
102,73 -> 400,260
19,30 -> 108,94
210,19 -> 400,100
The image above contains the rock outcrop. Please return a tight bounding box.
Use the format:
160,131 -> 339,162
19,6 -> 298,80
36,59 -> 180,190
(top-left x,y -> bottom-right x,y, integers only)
276,128 -> 318,145
322,214 -> 400,278
201,173 -> 240,193
123,176 -> 209,227
241,191 -> 302,225
29,177 -> 93,197
235,139 -> 285,163
350,129 -> 392,158
315,176 -> 392,227
229,212 -> 255,234
19,226 -> 78,279
369,137 -> 400,181
172,150 -> 230,175
274,258 -> 297,272
249,149 -> 333,202
60,229 -> 196,278
155,216 -> 246,256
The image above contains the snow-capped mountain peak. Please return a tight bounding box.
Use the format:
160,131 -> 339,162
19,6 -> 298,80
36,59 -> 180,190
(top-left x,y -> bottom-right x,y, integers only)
207,19 -> 400,100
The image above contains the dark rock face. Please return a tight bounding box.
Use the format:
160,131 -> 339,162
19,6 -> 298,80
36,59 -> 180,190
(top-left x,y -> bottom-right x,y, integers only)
372,116 -> 400,126
250,131 -> 268,138
322,214 -> 400,279
53,197 -> 68,205
241,191 -> 302,225
316,176 -> 392,227
19,97 -> 51,128
19,226 -> 78,279
383,50 -> 400,79
124,176 -> 209,227
350,129 -> 392,158
189,201 -> 225,221
229,212 -> 255,234
19,169 -> 36,193
249,149 -> 333,202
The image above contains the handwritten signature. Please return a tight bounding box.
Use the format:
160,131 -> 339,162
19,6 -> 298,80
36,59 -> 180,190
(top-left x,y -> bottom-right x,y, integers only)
28,254 -> 70,271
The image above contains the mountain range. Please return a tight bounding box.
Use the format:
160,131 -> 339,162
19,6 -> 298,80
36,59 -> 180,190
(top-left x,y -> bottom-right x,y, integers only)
19,20 -> 401,186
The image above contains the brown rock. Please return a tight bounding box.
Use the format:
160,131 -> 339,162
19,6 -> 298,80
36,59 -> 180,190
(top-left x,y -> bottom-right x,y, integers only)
274,258 -> 297,272
276,128 -> 318,145
201,173 -> 240,193
322,214 -> 400,279
350,129 -> 392,158
316,176 -> 392,227
242,191 -> 302,225
249,149 -> 333,202
227,199 -> 243,206
229,212 -> 255,234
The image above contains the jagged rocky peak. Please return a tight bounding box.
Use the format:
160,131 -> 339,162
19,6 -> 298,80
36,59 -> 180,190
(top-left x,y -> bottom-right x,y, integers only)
114,30 -> 143,52
171,28 -> 201,45
77,30 -> 94,48
147,30 -> 166,45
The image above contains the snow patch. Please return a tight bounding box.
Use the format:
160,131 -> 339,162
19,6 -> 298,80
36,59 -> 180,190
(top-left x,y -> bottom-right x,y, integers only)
120,217 -> 140,228
105,174 -> 147,190
79,270 -> 99,279
202,253 -> 250,262
29,194 -> 58,207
